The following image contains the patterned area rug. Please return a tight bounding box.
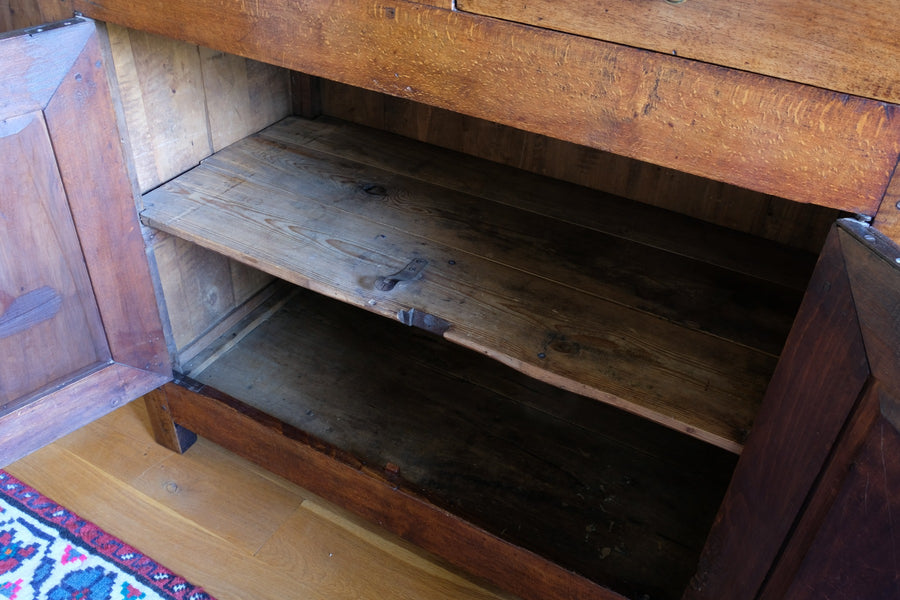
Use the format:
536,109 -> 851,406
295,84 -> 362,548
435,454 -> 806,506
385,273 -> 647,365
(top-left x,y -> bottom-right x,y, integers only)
0,471 -> 214,600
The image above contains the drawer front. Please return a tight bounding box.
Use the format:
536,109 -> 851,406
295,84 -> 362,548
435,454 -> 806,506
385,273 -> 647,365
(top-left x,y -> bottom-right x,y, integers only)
457,0 -> 900,104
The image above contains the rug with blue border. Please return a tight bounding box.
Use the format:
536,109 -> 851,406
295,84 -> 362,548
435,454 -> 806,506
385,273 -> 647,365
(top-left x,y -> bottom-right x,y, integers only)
0,471 -> 214,600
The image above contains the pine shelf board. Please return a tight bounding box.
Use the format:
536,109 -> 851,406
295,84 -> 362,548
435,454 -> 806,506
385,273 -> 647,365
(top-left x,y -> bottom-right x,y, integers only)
141,116 -> 801,452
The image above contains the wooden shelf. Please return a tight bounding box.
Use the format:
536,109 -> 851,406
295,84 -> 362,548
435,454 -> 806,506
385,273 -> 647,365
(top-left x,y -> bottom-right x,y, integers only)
142,116 -> 810,452
179,284 -> 738,599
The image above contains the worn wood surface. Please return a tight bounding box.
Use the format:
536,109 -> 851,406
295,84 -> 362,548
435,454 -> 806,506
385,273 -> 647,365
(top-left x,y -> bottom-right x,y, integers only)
783,409 -> 900,599
0,20 -> 169,463
758,380 -> 883,599
319,81 -> 841,254
9,401 -> 508,600
74,0 -> 900,210
840,224 -> 900,388
159,377 -> 634,600
0,0 -> 73,33
0,363 -> 165,466
104,24 -> 211,192
145,229 -> 273,362
198,46 -> 290,152
44,29 -> 169,376
686,226 -> 872,600
0,18 -> 91,119
269,114 -> 821,285
141,117 -> 801,451
459,0 -> 900,105
105,24 -> 292,193
182,286 -> 735,599
0,112 -> 108,406
875,162 -> 900,243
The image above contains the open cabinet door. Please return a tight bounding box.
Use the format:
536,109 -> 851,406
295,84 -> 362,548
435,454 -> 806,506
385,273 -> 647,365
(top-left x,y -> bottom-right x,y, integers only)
0,18 -> 170,465
687,218 -> 900,600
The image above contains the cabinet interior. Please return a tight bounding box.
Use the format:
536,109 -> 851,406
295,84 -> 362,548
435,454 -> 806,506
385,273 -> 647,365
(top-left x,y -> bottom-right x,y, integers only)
108,27 -> 838,600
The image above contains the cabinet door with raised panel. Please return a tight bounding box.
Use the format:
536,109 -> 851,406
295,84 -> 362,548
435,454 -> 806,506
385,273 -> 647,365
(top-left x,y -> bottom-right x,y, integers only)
0,18 -> 170,465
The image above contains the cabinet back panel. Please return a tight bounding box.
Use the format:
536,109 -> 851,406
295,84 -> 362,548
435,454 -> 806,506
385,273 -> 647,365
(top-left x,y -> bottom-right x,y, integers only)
319,80 -> 843,254
104,24 -> 291,193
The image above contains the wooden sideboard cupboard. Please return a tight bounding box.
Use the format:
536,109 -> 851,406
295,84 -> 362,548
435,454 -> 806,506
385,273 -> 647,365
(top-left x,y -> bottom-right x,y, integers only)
2,2 -> 900,600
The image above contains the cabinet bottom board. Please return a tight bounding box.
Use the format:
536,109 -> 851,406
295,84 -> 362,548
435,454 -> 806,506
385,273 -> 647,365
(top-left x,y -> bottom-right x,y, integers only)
182,285 -> 737,599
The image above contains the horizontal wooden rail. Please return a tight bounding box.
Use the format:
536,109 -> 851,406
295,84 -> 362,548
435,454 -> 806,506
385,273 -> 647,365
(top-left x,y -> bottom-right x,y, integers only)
75,0 -> 900,212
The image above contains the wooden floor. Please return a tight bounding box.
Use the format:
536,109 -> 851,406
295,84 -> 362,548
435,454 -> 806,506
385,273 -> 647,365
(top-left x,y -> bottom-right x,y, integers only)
6,399 -> 517,600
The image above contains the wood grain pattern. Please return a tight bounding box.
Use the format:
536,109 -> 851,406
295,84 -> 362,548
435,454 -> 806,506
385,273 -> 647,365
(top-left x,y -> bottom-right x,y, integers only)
7,400 -> 516,600
104,24 -> 211,192
104,24 -> 293,193
783,410 -> 900,599
0,112 -> 109,406
265,114 -> 820,288
686,225 -> 872,600
73,0 -> 900,210
0,287 -> 61,339
253,124 -> 801,354
839,223 -> 900,389
758,379 -> 883,599
145,230 -> 274,364
45,29 -> 170,376
459,0 -> 900,105
0,363 -> 167,466
141,117 -> 794,451
874,162 -> 900,246
0,20 -> 169,464
0,0 -> 74,33
318,80 -> 841,254
199,46 -> 291,152
0,18 -> 91,119
185,287 -> 735,599
159,380 -> 626,600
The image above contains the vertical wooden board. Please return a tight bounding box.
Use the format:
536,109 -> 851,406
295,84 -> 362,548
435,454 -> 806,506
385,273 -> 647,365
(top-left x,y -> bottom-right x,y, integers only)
0,0 -> 73,33
874,161 -> 900,244
838,224 -> 900,387
229,259 -> 274,307
0,113 -> 109,407
148,231 -> 273,357
149,232 -> 237,352
757,379 -> 883,599
45,30 -> 169,375
200,47 -> 291,152
105,24 -> 211,192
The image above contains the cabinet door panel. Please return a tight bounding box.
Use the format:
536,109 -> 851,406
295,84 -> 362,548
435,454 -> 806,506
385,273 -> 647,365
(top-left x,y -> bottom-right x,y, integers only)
784,410 -> 900,600
0,18 -> 170,465
0,111 -> 109,406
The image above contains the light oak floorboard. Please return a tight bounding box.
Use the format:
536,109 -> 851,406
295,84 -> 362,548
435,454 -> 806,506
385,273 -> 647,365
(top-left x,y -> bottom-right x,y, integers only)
6,400 -> 516,600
